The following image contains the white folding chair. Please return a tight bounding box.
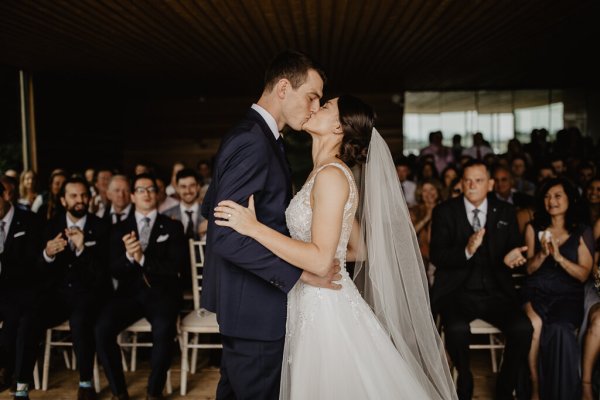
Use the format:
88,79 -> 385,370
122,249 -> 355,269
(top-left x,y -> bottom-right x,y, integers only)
118,318 -> 173,394
179,239 -> 222,395
41,320 -> 100,391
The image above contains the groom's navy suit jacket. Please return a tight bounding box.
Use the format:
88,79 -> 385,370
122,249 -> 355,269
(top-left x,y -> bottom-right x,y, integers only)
201,108 -> 303,341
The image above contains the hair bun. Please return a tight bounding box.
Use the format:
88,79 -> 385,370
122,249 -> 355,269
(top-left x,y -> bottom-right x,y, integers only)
337,95 -> 375,168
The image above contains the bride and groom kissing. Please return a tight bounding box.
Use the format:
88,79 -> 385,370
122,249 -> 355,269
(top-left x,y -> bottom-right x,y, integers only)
200,50 -> 456,399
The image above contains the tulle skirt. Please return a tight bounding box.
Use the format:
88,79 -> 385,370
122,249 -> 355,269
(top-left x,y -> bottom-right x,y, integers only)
279,272 -> 431,399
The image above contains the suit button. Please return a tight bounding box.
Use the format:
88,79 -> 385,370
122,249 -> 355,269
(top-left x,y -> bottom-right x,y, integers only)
68,283 -> 72,287
68,264 -> 72,268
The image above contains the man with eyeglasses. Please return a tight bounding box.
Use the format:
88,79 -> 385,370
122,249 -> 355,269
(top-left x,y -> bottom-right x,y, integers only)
95,173 -> 186,400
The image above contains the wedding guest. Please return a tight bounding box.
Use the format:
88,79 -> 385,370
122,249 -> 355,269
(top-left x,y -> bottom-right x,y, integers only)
156,177 -> 178,213
511,155 -> 536,196
89,168 -> 112,218
18,170 -> 43,213
95,174 -> 185,400
395,158 -> 417,206
430,160 -> 532,400
165,161 -> 185,198
579,226 -> 600,400
0,182 -> 42,394
440,165 -> 459,200
521,177 -> 594,400
14,176 -> 111,400
584,177 -> 600,226
410,179 -> 442,286
420,130 -> 454,174
37,169 -> 68,221
105,175 -> 134,225
462,132 -> 493,160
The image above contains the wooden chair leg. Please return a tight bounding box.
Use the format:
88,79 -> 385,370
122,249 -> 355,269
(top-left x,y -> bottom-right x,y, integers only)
180,331 -> 189,396
190,334 -> 199,374
42,329 -> 52,391
33,362 -> 40,390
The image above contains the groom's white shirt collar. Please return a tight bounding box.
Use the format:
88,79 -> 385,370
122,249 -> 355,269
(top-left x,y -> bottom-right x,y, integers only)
251,103 -> 280,140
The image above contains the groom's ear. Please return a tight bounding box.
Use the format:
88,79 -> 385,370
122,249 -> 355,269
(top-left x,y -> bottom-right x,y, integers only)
276,79 -> 289,99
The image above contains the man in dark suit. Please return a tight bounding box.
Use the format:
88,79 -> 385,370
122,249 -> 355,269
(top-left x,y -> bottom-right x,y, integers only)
201,50 -> 341,400
0,181 -> 42,394
104,175 -> 134,225
95,173 -> 185,400
162,168 -> 207,242
430,160 -> 533,400
12,176 -> 110,400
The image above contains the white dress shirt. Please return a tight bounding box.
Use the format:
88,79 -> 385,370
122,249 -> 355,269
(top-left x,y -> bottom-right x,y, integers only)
251,103 -> 280,140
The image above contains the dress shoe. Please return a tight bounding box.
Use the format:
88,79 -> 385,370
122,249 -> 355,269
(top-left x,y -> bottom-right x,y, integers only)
13,395 -> 29,400
77,386 -> 98,400
110,393 -> 130,400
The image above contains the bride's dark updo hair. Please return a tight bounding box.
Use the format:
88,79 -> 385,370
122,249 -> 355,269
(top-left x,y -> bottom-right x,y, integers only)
337,95 -> 375,168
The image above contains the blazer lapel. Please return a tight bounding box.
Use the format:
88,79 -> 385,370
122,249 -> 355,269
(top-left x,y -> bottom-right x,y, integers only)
246,108 -> 292,186
4,208 -> 23,251
485,198 -> 499,261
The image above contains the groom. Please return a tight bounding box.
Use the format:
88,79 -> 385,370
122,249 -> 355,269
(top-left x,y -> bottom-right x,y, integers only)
201,50 -> 342,399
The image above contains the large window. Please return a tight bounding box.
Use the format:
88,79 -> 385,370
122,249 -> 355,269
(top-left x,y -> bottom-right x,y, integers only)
403,90 -> 564,155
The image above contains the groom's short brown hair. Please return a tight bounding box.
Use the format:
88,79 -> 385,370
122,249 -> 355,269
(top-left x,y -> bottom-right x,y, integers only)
263,50 -> 326,92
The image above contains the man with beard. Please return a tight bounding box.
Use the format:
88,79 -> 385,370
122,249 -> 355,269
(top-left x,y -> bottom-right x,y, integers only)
12,176 -> 110,400
0,181 -> 42,394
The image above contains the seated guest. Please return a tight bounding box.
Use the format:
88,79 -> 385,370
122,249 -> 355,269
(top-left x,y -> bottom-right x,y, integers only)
37,169 -> 67,221
165,161 -> 185,198
440,165 -> 459,200
493,165 -> 534,209
584,177 -> 600,227
13,176 -> 111,400
0,182 -> 42,394
537,162 -> 556,184
410,179 -> 442,286
105,175 -> 134,225
462,132 -> 493,160
395,158 -> 417,206
156,177 -> 178,213
580,230 -> 600,400
163,168 -> 207,241
95,174 -> 185,400
430,160 -> 532,400
89,168 -> 113,218
510,155 -> 536,196
577,162 -> 596,194
17,170 -> 43,213
521,177 -> 594,400
447,176 -> 462,200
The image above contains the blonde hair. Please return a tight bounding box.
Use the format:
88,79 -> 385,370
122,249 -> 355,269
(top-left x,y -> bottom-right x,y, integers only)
19,169 -> 38,201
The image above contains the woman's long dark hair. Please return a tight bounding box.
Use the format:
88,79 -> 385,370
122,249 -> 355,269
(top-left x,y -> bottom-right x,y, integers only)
532,177 -> 585,233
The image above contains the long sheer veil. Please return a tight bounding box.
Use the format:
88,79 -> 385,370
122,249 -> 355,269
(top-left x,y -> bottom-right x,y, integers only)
353,128 -> 457,400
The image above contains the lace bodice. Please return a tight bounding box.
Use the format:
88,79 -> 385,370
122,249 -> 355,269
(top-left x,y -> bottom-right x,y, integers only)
285,163 -> 357,265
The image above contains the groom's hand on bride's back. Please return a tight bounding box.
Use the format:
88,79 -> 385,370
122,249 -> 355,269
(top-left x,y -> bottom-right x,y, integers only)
300,259 -> 342,290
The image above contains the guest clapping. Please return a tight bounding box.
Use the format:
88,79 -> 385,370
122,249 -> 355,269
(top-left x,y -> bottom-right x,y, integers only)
521,178 -> 594,400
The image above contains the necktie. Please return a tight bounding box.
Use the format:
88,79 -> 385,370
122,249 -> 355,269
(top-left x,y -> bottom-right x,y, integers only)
0,221 -> 5,254
68,226 -> 76,251
276,136 -> 286,155
114,212 -> 123,224
472,209 -> 482,232
185,210 -> 195,239
140,217 -> 151,251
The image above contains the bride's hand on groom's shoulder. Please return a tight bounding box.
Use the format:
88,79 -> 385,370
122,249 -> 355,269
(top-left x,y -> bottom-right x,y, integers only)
214,195 -> 258,237
300,259 -> 342,290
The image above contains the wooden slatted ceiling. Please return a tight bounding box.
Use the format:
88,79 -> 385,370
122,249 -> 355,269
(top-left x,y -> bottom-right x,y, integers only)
0,0 -> 598,93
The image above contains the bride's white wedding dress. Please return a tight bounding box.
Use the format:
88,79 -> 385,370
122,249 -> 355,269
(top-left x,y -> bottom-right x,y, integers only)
280,162 -> 432,399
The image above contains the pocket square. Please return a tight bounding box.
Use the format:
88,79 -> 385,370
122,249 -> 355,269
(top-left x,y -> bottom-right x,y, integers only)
496,220 -> 508,228
13,231 -> 26,238
84,241 -> 97,247
156,234 -> 170,243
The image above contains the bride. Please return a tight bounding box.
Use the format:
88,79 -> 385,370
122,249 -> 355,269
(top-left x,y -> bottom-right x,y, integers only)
214,95 -> 457,400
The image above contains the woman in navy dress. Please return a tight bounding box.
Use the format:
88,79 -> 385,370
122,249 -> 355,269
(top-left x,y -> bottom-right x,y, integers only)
522,177 -> 594,400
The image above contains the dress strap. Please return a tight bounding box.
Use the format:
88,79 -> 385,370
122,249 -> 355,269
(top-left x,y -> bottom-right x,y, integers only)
311,162 -> 355,187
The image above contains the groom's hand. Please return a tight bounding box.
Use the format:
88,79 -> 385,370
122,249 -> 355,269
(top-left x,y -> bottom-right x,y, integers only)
300,259 -> 342,290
